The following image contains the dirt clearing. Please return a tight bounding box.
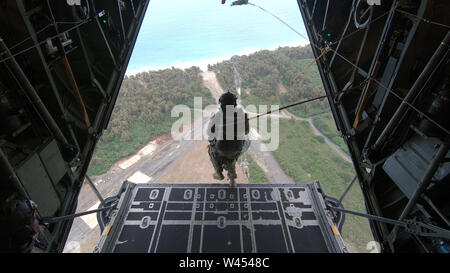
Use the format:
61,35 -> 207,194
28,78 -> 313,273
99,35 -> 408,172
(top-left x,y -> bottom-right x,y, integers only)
157,140 -> 249,184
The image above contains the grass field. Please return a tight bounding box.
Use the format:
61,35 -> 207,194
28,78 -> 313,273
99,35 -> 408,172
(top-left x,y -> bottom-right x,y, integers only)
313,112 -> 350,155
288,103 -> 331,119
87,117 -> 176,176
272,119 -> 373,252
243,155 -> 270,184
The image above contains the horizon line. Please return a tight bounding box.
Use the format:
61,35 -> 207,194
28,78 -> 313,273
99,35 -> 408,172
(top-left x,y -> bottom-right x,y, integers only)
125,39 -> 310,76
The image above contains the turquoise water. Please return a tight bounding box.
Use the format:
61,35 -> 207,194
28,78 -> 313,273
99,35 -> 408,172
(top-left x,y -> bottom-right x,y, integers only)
127,0 -> 308,74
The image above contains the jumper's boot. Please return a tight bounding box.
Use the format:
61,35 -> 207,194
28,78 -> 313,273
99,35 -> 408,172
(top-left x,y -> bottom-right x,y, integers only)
213,172 -> 225,180
228,169 -> 237,187
229,178 -> 236,187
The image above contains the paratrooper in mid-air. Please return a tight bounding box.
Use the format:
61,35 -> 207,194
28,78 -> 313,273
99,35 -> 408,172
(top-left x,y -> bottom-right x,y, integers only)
207,91 -> 250,187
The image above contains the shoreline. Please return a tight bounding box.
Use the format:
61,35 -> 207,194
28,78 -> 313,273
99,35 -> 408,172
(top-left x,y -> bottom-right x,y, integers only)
125,39 -> 310,75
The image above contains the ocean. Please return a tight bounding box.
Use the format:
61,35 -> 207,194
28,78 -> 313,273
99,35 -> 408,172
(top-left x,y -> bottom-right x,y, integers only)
126,0 -> 309,75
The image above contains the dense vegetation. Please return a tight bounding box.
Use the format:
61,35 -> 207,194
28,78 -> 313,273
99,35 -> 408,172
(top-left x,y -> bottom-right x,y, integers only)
209,45 -> 329,117
240,156 -> 270,184
88,67 -> 215,176
273,119 -> 372,252
102,67 -> 214,142
313,112 -> 350,155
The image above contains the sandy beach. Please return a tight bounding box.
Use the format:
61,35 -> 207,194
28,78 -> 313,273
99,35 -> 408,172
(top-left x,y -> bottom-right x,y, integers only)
125,40 -> 310,75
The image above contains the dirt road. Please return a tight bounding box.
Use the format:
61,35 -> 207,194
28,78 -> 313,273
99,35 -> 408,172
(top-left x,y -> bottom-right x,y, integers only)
157,139 -> 249,183
281,110 -> 352,163
201,71 -> 225,100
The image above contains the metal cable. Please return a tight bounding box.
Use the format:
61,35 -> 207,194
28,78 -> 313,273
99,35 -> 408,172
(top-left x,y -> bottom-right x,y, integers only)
333,10 -> 390,45
245,1 -> 450,134
249,83 -> 363,120
8,24 -> 53,52
40,205 -> 115,225
331,49 -> 450,135
395,8 -> 450,29
0,16 -> 95,66
338,175 -> 358,205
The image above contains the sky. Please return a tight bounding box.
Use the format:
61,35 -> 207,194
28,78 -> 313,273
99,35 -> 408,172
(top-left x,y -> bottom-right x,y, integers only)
126,0 -> 309,75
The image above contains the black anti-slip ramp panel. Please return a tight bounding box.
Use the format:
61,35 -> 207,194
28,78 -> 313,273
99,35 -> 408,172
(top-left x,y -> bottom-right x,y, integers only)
96,183 -> 347,253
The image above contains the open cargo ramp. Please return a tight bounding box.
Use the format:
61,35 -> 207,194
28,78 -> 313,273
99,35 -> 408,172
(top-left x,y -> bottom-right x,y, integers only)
95,182 -> 347,253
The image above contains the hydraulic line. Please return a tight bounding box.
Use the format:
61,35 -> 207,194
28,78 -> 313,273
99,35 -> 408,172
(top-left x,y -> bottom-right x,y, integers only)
46,0 -> 91,128
0,17 -> 93,66
0,37 -> 69,146
353,60 -> 382,128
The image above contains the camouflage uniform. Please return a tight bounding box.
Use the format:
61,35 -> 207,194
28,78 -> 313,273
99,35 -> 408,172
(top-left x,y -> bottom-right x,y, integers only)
207,100 -> 249,183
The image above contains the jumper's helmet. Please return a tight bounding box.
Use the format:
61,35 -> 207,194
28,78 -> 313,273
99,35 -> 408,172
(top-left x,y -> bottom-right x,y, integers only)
218,90 -> 237,106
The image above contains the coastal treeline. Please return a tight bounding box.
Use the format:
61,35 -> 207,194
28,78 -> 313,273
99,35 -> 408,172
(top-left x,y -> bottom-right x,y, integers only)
102,66 -> 214,142
88,66 -> 214,175
209,45 -> 329,117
